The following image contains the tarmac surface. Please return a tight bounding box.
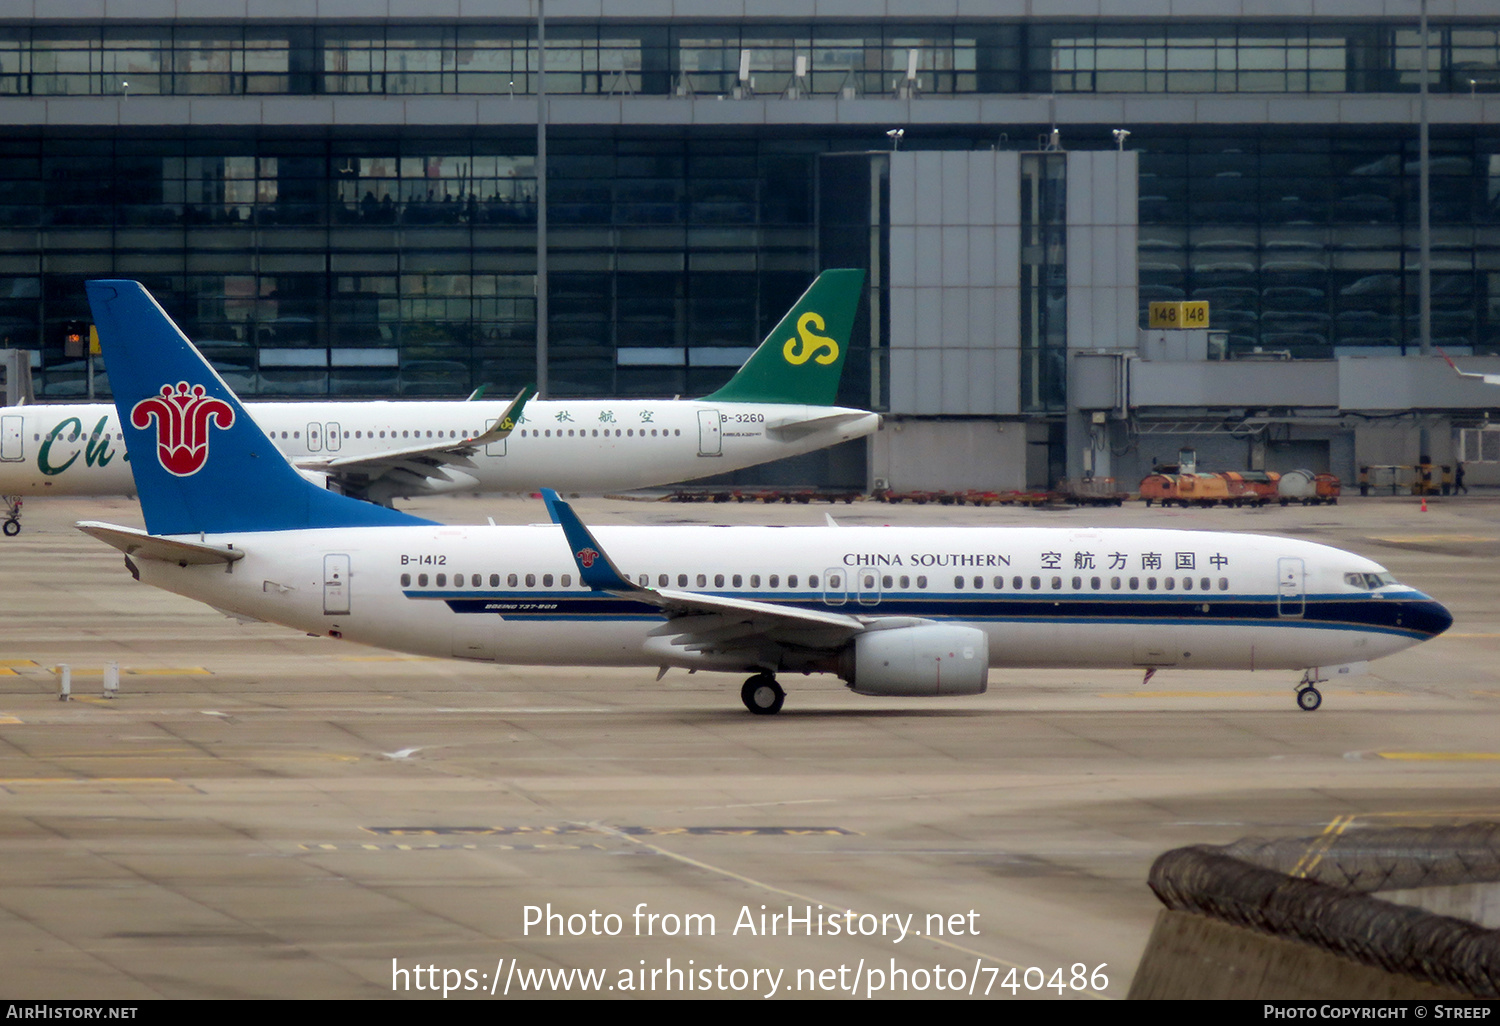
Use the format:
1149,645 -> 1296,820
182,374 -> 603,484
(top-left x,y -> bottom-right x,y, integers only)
1,490 -> 1498,1000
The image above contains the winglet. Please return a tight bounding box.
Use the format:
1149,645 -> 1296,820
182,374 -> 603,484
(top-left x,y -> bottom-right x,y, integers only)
540,488 -> 637,592
460,384 -> 534,448
494,384 -> 535,436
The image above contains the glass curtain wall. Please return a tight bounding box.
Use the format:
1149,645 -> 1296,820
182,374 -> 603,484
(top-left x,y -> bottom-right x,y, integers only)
0,130 -> 824,399
1019,152 -> 1067,412
0,22 -> 1495,97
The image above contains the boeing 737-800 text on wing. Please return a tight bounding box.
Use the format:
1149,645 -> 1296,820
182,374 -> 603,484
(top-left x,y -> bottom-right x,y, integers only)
76,279 -> 1452,714
0,270 -> 876,534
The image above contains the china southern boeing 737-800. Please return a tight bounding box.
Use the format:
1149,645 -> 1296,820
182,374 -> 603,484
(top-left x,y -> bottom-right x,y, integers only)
0,270 -> 876,534
76,279 -> 1452,714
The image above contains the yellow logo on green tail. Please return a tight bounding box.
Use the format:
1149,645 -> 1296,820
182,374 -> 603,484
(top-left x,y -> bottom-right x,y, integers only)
781,312 -> 840,366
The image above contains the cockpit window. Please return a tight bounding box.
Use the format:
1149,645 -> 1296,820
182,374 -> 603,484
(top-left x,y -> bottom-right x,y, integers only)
1345,571 -> 1397,590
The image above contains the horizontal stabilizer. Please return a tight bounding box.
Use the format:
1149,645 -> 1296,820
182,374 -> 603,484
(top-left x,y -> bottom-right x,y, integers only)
766,410 -> 878,440
76,521 -> 244,566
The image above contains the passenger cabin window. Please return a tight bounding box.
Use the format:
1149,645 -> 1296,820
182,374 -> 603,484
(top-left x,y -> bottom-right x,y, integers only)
916,576 -> 928,589
525,573 -> 536,587
696,574 -> 707,588
678,574 -> 688,587
490,574 -> 499,587
400,573 -> 411,587
418,574 -> 428,587
954,576 -> 964,589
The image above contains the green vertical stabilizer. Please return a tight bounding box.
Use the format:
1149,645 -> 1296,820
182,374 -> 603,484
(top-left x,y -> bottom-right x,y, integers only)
701,268 -> 865,406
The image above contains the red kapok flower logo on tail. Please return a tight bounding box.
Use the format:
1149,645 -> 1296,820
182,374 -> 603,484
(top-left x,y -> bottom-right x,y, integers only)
130,382 -> 235,477
575,547 -> 600,568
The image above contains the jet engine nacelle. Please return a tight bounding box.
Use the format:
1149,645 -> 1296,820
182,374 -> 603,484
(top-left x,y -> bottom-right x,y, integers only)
843,624 -> 989,697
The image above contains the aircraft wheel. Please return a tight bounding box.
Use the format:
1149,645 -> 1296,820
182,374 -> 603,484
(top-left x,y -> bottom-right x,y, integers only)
741,674 -> 785,715
2,518 -> 18,537
1296,687 -> 1322,712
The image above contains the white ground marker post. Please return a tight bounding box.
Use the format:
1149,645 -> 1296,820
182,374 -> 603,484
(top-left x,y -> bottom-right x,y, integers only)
103,661 -> 119,699
57,664 -> 70,701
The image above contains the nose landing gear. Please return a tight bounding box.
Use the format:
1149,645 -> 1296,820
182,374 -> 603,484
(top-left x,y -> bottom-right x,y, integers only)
741,673 -> 785,715
2,495 -> 20,537
1295,668 -> 1324,711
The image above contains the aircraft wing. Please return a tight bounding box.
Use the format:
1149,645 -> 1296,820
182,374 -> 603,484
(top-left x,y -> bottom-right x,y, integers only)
76,521 -> 245,566
540,489 -> 877,657
296,386 -> 534,497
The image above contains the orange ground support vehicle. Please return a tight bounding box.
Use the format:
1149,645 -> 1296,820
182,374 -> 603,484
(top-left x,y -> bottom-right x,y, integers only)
1139,470 -> 1282,507
1277,469 -> 1341,505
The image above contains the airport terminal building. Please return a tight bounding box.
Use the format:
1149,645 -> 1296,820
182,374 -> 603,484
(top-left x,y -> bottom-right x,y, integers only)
0,1 -> 1498,490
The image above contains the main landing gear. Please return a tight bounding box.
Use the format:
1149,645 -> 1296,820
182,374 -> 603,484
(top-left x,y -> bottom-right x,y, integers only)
1295,669 -> 1323,711
741,672 -> 785,715
2,495 -> 20,537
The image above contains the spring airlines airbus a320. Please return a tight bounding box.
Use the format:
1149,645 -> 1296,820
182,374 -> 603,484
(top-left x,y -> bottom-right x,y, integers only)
0,270 -> 876,534
77,279 -> 1452,714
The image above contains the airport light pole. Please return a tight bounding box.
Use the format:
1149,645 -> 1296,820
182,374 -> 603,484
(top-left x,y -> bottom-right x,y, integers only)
1418,0 -> 1432,461
535,0 -> 549,397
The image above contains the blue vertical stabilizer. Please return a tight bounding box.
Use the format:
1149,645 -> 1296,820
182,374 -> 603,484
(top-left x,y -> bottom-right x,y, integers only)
85,280 -> 433,535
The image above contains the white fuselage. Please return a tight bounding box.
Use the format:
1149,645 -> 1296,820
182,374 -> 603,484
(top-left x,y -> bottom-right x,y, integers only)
125,523 -> 1446,678
0,399 -> 878,497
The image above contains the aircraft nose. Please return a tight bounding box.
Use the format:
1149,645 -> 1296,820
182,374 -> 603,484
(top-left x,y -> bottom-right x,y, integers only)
1407,596 -> 1454,639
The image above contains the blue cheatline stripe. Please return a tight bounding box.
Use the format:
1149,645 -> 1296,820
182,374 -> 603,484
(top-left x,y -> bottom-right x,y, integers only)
399,590 -> 1444,640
